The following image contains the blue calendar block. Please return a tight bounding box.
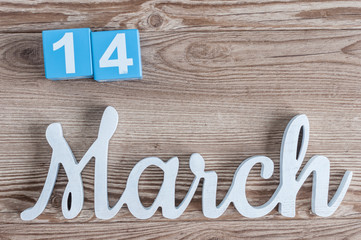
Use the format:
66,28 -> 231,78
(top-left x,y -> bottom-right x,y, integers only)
42,28 -> 93,80
91,29 -> 142,82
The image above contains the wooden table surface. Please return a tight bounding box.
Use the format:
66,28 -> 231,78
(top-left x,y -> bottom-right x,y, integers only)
1,1 -> 361,239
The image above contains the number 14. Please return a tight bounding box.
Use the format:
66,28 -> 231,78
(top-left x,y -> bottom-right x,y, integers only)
43,28 -> 141,81
54,33 -> 133,75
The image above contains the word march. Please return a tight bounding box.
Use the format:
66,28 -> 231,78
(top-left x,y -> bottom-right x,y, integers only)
21,107 -> 352,220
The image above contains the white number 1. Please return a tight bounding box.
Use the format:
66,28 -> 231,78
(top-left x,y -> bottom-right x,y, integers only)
99,33 -> 133,74
53,32 -> 75,74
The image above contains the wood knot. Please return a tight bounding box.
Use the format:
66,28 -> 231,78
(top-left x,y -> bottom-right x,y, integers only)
12,40 -> 42,67
50,192 -> 62,209
2,37 -> 43,74
20,47 -> 40,64
148,13 -> 163,28
186,42 -> 229,60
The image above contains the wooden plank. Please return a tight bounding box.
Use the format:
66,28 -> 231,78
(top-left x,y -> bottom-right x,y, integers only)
1,219 -> 361,239
1,30 -> 361,227
2,1 -> 361,32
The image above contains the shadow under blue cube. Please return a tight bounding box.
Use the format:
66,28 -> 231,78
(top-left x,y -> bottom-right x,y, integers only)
42,28 -> 93,80
91,29 -> 142,82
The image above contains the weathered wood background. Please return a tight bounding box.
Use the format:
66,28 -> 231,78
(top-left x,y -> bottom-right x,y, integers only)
1,0 -> 361,239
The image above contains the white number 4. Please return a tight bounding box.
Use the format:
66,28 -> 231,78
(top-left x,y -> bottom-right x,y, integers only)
99,33 -> 133,74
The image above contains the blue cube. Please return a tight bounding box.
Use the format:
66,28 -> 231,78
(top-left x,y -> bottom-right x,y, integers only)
91,29 -> 142,82
42,28 -> 93,80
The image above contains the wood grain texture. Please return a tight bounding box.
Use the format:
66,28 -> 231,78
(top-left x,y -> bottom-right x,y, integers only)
2,0 -> 361,32
2,0 -> 361,239
2,219 -> 361,240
